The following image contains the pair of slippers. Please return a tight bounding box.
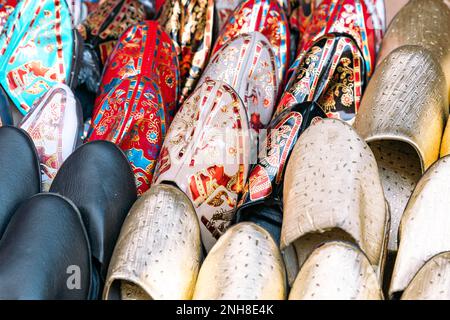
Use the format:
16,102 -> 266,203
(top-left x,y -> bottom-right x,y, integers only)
0,126 -> 137,299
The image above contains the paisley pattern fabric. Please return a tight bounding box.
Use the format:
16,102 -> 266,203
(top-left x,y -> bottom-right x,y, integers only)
299,0 -> 377,78
158,0 -> 214,104
88,21 -> 179,195
0,0 -> 78,115
276,34 -> 367,123
200,32 -> 279,145
92,21 -> 180,123
235,102 -> 326,242
153,79 -> 251,252
214,0 -> 291,84
77,0 -> 145,67
19,84 -> 82,191
0,0 -> 16,34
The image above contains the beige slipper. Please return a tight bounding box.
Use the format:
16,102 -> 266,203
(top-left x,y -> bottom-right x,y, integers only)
389,156 -> 450,298
289,241 -> 383,300
281,119 -> 389,285
193,222 -> 286,300
354,45 -> 448,253
401,251 -> 450,300
378,0 -> 450,97
103,184 -> 202,300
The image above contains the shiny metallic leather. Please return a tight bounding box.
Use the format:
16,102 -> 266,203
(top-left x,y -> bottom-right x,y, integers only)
104,184 -> 201,300
378,0 -> 450,96
193,222 -> 286,300
354,46 -> 449,252
389,156 -> 450,298
401,251 -> 450,300
282,119 -> 389,281
289,242 -> 383,300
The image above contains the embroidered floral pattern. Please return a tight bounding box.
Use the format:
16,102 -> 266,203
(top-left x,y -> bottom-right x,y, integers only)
88,22 -> 179,194
200,33 -> 279,158
0,0 -> 16,35
276,34 -> 366,123
320,57 -> 356,113
78,0 -> 145,66
0,0 -> 75,115
153,79 -> 251,251
214,0 -> 290,84
299,0 -> 377,77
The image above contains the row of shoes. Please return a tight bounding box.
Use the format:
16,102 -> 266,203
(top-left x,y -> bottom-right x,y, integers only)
0,126 -> 137,299
0,0 -> 448,300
